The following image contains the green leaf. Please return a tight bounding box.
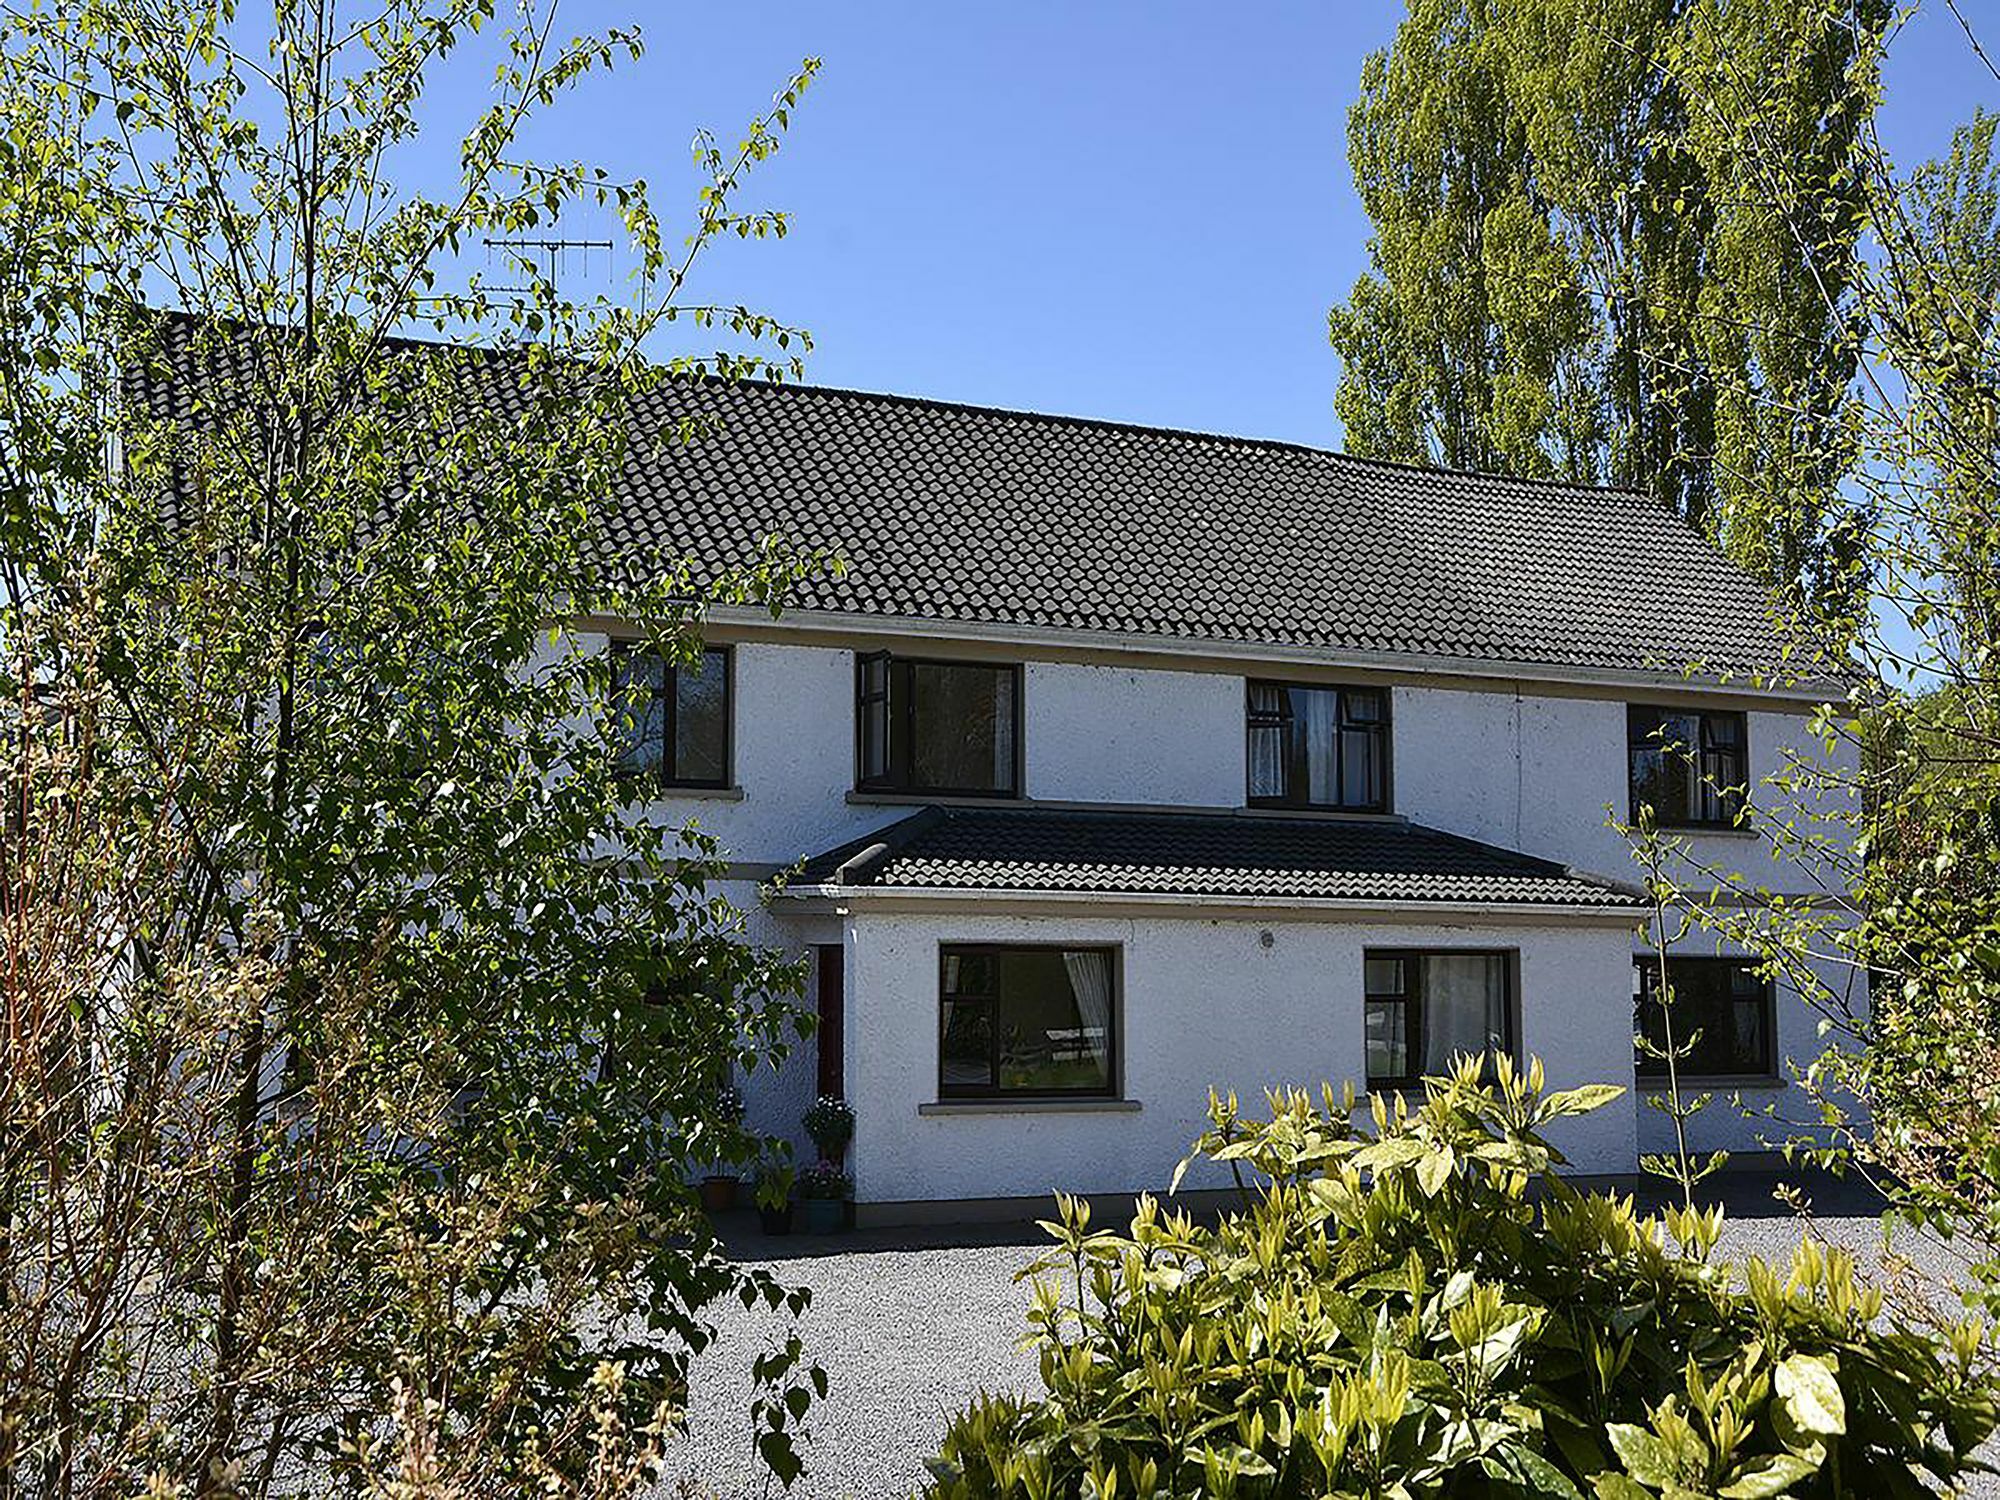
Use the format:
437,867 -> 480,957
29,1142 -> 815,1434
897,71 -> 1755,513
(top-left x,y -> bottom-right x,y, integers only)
1606,1424 -> 1680,1488
757,1429 -> 803,1485
1416,1145 -> 1457,1196
1353,1137 -> 1427,1172
1718,1450 -> 1823,1497
1482,1441 -> 1585,1498
1774,1353 -> 1846,1436
1543,1083 -> 1626,1118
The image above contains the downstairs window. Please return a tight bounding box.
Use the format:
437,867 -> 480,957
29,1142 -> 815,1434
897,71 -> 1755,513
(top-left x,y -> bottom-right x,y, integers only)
1634,958 -> 1774,1079
938,944 -> 1117,1097
1364,950 -> 1514,1091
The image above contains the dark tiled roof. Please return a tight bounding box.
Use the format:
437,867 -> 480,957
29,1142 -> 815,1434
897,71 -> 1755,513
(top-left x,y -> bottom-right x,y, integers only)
792,805 -> 1647,909
125,311 -> 1817,680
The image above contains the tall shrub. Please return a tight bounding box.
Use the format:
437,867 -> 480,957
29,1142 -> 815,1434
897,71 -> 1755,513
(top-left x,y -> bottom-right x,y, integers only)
928,1063 -> 1999,1498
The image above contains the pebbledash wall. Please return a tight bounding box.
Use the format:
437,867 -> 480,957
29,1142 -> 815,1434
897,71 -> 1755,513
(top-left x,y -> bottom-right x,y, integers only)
840,909 -> 1639,1205
599,626 -> 1859,1209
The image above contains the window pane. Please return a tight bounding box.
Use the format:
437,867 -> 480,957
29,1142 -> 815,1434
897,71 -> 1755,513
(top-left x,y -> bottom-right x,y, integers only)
1345,689 -> 1384,723
1366,999 -> 1406,1083
612,650 -> 667,779
1341,725 -> 1381,808
1418,954 -> 1507,1076
1364,957 -> 1404,995
939,997 -> 992,1090
940,946 -> 1114,1096
1248,684 -> 1288,799
910,663 -> 1015,793
1698,715 -> 1746,823
992,949 -> 1112,1092
1636,961 -> 1770,1077
858,655 -> 890,784
1248,724 -> 1287,798
671,650 -> 728,784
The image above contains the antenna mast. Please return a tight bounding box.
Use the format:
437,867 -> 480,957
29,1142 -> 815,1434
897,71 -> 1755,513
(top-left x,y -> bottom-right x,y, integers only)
480,235 -> 615,305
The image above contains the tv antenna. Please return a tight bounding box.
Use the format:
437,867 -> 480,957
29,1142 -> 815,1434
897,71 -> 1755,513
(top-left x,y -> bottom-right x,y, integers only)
480,235 -> 614,302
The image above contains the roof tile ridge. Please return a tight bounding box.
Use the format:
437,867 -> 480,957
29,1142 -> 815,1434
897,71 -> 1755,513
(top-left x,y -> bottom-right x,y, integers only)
141,311 -> 1654,505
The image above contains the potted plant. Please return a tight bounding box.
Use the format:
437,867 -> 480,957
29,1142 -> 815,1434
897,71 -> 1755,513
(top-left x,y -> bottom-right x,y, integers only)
798,1161 -> 852,1234
753,1167 -> 794,1236
803,1095 -> 854,1164
698,1083 -> 745,1213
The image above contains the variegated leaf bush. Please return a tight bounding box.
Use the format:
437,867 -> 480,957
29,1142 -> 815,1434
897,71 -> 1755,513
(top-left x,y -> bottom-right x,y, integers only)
927,1060 -> 1999,1499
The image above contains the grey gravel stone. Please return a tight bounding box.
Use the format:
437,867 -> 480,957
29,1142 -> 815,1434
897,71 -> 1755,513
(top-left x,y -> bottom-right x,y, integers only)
662,1222 -> 1048,1500
662,1178 -> 1992,1500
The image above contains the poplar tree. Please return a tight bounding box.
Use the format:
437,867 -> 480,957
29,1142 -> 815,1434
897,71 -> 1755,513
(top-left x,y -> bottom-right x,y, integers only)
1330,0 -> 1884,618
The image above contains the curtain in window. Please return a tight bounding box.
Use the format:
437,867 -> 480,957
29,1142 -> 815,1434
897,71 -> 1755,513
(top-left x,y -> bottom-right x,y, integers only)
1419,955 -> 1504,1074
1062,949 -> 1114,1075
1297,687 -> 1341,805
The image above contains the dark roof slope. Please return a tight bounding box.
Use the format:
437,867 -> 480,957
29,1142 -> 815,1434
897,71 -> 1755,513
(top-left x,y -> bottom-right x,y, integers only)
792,805 -> 1646,909
126,310 -> 1814,679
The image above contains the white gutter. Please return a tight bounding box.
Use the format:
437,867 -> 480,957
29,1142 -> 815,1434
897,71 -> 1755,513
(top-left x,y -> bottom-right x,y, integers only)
777,883 -> 1649,926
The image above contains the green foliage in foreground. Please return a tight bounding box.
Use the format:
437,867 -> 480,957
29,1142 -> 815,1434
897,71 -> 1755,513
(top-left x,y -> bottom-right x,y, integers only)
926,1061 -> 2000,1499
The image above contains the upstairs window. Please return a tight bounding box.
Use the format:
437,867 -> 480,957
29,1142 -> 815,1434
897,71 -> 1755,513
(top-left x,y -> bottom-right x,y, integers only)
1628,706 -> 1747,828
857,653 -> 1019,798
1634,958 -> 1773,1079
610,644 -> 731,789
1247,681 -> 1388,812
1364,950 -> 1513,1091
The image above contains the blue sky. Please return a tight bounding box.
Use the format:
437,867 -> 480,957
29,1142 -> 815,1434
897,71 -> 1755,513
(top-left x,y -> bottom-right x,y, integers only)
421,1 -> 1999,451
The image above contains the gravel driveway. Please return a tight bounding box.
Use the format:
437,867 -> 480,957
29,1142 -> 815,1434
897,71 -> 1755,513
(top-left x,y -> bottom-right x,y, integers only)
660,1221 -> 1046,1499
660,1174 -> 1987,1500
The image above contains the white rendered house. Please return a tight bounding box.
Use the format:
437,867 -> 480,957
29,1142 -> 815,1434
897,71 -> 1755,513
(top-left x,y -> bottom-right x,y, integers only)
134,319 -> 1860,1224
564,378 -> 1858,1224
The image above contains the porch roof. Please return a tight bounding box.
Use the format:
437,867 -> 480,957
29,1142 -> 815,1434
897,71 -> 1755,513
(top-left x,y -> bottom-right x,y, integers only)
788,805 -> 1647,910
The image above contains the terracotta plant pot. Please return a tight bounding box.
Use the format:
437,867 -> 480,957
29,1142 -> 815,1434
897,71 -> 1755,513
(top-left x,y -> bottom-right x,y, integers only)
801,1196 -> 844,1235
698,1175 -> 738,1213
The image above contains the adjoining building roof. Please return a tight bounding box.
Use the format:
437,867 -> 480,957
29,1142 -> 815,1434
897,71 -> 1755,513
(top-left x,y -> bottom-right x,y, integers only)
125,310 -> 1824,682
790,805 -> 1647,910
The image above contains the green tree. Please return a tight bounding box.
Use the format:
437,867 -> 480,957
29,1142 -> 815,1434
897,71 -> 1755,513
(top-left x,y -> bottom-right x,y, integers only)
1611,28 -> 2000,1325
1330,0 -> 1882,616
0,1 -> 828,1493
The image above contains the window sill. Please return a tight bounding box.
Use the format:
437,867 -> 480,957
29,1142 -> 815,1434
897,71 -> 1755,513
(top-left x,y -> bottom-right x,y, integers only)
918,1098 -> 1142,1116
654,785 -> 746,801
848,790 -> 1022,807
1646,823 -> 1758,838
1245,802 -> 1399,823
